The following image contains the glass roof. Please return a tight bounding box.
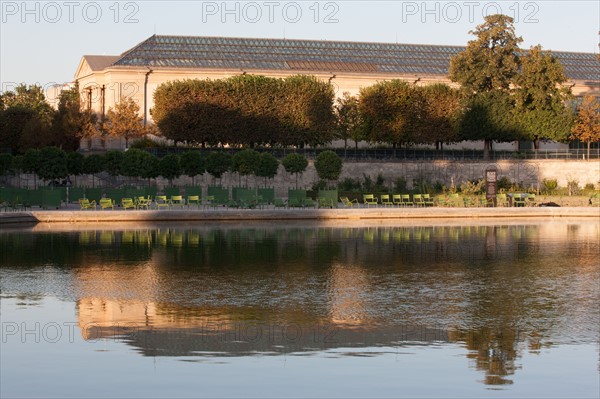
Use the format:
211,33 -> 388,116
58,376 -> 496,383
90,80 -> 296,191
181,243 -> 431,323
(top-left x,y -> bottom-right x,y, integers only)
111,35 -> 599,81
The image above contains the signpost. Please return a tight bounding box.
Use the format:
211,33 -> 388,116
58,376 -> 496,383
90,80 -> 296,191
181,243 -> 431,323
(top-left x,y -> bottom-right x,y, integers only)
485,167 -> 497,207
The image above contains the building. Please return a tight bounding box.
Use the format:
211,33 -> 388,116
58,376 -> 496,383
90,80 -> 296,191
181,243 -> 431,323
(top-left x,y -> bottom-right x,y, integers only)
74,34 -> 600,149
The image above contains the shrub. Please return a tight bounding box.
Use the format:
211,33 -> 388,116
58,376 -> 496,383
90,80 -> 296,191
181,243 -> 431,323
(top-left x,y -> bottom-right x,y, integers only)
338,177 -> 361,192
460,179 -> 485,195
393,177 -> 407,193
542,178 -> 558,194
314,150 -> 343,183
497,176 -> 512,190
567,179 -> 580,196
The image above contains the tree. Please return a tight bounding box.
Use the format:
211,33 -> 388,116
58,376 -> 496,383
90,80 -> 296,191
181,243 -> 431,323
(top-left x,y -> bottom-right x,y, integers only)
22,149 -> 41,187
36,147 -> 68,182
180,150 -> 205,185
51,83 -> 86,151
121,148 -> 153,181
359,80 -> 426,148
314,151 -> 343,186
83,154 -> 103,187
335,92 -> 365,154
205,152 -> 232,182
105,97 -> 146,148
0,153 -> 13,178
231,149 -> 260,186
514,45 -> 574,149
419,84 -> 462,150
255,152 -> 279,187
103,151 -> 124,177
282,153 -> 308,189
158,154 -> 181,185
67,151 -> 85,185
457,91 -> 521,147
449,14 -> 522,94
571,95 -> 600,159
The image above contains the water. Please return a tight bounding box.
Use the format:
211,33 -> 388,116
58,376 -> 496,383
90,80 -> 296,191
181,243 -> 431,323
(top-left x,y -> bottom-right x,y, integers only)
1,220 -> 599,398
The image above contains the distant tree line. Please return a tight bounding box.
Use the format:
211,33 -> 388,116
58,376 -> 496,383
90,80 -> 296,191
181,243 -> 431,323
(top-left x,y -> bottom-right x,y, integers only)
0,147 -> 344,188
1,15 -> 598,160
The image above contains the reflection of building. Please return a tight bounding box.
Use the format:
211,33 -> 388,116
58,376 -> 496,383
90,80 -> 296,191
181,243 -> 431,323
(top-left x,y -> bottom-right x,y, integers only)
327,263 -> 371,325
75,35 -> 599,150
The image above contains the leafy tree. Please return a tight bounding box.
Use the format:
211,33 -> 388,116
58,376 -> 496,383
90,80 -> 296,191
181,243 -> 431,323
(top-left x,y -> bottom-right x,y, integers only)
282,153 -> 308,189
121,149 -> 152,181
180,150 -> 205,185
335,92 -> 365,154
67,152 -> 85,185
449,14 -> 522,94
37,147 -> 68,182
231,149 -> 260,186
0,84 -> 54,153
205,152 -> 232,182
103,151 -> 124,177
105,97 -> 146,148
22,149 -> 41,187
152,75 -> 335,148
514,45 -> 574,148
570,95 -> 600,159
51,83 -> 86,151
314,150 -> 343,185
255,152 -> 279,187
142,153 -> 160,183
449,14 -> 523,158
83,154 -> 104,187
457,91 -> 521,148
419,84 -> 462,149
158,154 -> 181,185
359,80 -> 426,148
0,153 -> 13,177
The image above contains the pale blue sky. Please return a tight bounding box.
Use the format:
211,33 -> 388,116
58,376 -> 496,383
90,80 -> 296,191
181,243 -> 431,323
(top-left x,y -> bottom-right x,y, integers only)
1,0 -> 598,92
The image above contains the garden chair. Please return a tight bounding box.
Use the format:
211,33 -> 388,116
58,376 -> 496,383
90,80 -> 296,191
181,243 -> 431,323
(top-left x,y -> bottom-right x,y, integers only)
187,195 -> 201,208
496,193 -> 509,207
99,198 -> 114,210
363,194 -> 378,207
121,198 -> 136,210
401,194 -> 413,207
413,194 -> 425,207
422,194 -> 435,207
204,195 -> 215,209
526,194 -> 537,207
512,194 -> 526,207
80,198 -> 96,210
340,196 -> 359,207
155,195 -> 170,209
136,196 -> 151,210
380,194 -> 393,207
170,195 -> 185,208
392,194 -> 403,207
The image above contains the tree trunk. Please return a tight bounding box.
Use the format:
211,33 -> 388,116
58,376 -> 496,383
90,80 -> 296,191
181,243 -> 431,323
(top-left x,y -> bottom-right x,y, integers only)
587,141 -> 591,160
483,139 -> 490,160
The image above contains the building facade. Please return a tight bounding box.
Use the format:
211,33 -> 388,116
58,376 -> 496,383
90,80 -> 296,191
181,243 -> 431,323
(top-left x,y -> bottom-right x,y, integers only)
74,35 -> 600,150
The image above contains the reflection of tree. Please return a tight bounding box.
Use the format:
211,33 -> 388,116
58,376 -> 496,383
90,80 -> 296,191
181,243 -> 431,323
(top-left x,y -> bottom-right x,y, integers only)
449,327 -> 520,385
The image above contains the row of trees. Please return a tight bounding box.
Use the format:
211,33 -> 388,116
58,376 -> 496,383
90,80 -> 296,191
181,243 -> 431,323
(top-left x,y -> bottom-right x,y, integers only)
1,15 -> 597,157
0,83 -> 148,154
0,147 -> 344,188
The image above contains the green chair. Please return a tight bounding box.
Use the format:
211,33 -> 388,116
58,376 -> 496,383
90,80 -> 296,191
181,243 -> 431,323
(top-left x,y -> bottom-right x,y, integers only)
340,196 -> 359,207
99,198 -> 115,210
401,194 -> 414,207
513,194 -> 526,207
136,196 -> 151,210
526,194 -> 537,207
170,195 -> 185,208
413,194 -> 425,207
155,195 -> 170,209
80,198 -> 96,210
380,194 -> 393,207
496,193 -> 509,207
422,194 -> 435,207
121,198 -> 136,210
363,194 -> 378,207
187,195 -> 201,208
392,194 -> 403,207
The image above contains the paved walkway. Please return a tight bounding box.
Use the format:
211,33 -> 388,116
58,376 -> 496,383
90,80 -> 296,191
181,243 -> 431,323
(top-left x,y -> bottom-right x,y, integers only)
1,204 -> 598,225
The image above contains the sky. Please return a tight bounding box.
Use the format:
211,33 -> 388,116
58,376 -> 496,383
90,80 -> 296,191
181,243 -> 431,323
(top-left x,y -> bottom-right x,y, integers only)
1,0 -> 598,93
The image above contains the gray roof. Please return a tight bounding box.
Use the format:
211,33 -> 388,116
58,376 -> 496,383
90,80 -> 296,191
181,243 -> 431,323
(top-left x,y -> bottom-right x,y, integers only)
83,55 -> 121,71
99,35 -> 598,81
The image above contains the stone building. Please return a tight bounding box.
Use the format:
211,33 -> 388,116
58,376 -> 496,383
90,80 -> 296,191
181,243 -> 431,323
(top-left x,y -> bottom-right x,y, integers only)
74,35 -> 599,150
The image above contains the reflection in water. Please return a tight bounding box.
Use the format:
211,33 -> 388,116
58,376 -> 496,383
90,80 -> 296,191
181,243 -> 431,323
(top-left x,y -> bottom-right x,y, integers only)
1,221 -> 598,387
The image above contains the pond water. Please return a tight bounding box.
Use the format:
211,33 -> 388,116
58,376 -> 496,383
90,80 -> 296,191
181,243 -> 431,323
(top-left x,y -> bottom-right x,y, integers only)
1,220 -> 599,398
